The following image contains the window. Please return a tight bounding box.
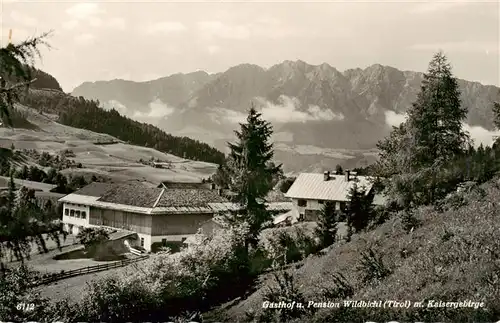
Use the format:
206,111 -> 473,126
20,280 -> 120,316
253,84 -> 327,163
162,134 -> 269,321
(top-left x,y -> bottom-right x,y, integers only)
70,209 -> 75,217
75,210 -> 81,218
318,200 -> 324,205
81,211 -> 87,219
140,237 -> 145,247
297,199 -> 307,207
64,209 -> 69,216
340,202 -> 347,211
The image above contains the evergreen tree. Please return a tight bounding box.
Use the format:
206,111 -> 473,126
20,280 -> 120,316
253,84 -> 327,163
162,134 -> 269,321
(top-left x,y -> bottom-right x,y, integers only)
225,105 -> 282,246
315,201 -> 338,248
212,163 -> 230,188
376,52 -> 469,206
0,32 -> 52,125
335,164 -> 344,175
406,51 -> 469,169
346,183 -> 373,233
375,123 -> 413,177
0,175 -> 65,272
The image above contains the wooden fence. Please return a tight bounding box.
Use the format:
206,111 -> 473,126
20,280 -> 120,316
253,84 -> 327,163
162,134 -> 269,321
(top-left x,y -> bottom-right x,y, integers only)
32,254 -> 149,287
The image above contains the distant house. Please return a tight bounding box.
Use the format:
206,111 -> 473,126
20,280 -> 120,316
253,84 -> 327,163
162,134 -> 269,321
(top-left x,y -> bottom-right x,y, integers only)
59,182 -> 293,251
285,170 -> 375,222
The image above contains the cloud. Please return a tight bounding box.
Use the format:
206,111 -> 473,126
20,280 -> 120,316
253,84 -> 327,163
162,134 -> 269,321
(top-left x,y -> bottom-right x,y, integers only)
144,21 -> 187,34
133,99 -> 175,119
257,95 -> 345,123
66,3 -> 104,20
107,17 -> 126,30
409,41 -> 500,54
207,45 -> 221,55
410,0 -> 473,14
197,21 -> 251,40
384,110 -> 500,147
210,108 -> 247,124
101,100 -> 128,115
463,124 -> 500,147
10,10 -> 38,27
74,33 -> 95,45
62,20 -> 79,30
384,110 -> 408,127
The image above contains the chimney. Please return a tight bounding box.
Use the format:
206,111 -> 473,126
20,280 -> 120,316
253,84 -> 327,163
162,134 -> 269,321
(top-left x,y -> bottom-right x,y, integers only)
345,170 -> 350,182
323,171 -> 330,181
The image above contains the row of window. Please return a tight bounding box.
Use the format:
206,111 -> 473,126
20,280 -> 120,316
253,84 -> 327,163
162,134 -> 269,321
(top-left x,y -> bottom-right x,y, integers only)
64,208 -> 87,219
297,199 -> 347,210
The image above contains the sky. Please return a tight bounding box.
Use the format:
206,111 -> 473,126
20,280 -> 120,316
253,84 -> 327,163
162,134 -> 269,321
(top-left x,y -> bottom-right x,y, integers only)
1,0 -> 499,92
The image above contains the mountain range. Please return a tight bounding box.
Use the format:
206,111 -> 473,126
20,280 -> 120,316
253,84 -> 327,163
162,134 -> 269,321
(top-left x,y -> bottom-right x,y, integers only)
72,60 -> 500,172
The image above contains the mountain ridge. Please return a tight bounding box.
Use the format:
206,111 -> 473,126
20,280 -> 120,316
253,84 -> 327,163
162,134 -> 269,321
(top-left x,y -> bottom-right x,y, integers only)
71,59 -> 500,171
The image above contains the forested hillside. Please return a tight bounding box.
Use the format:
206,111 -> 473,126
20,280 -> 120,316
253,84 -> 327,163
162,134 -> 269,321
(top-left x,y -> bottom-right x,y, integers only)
18,92 -> 226,165
3,66 -> 62,92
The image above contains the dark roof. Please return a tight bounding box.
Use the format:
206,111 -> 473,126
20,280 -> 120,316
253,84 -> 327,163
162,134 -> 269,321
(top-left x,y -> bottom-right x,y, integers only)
98,184 -> 162,208
74,182 -> 114,197
266,189 -> 291,202
155,188 -> 229,208
34,191 -> 65,199
159,181 -> 211,189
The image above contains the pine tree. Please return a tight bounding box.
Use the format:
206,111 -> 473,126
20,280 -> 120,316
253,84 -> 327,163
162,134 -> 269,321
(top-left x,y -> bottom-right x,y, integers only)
225,105 -> 282,245
346,183 -> 373,233
376,52 -> 469,206
315,201 -> 338,248
406,51 -> 469,169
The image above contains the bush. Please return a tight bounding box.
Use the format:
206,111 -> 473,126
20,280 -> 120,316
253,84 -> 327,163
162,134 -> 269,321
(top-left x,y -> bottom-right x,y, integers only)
356,248 -> 392,285
71,224 -> 255,321
400,208 -> 423,233
259,224 -> 319,268
76,227 -> 109,251
256,270 -> 314,322
151,241 -> 184,253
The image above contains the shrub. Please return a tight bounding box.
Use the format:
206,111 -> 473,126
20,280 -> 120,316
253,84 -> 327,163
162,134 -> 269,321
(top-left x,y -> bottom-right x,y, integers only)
73,224 -> 255,321
317,272 -> 354,300
257,270 -> 314,322
356,248 -> 392,284
76,227 -> 109,251
259,224 -> 319,268
401,209 -> 422,233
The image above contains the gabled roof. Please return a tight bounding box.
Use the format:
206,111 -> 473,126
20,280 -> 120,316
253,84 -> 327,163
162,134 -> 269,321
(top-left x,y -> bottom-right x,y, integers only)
266,189 -> 291,203
155,188 -> 228,208
60,181 -> 236,214
159,181 -> 211,189
285,173 -> 374,201
73,182 -> 114,197
98,184 -> 162,208
59,181 -> 295,215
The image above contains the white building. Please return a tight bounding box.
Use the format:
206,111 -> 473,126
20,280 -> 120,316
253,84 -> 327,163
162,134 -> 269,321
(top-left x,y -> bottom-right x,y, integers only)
59,182 -> 293,252
285,170 -> 375,221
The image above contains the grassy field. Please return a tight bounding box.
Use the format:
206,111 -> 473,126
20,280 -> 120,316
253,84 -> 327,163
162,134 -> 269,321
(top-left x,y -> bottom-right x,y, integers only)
37,257 -> 147,302
0,105 -> 218,184
219,180 -> 500,322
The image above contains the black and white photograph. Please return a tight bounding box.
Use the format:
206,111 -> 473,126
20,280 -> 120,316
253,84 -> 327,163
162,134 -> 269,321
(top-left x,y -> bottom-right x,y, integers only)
0,0 -> 499,322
